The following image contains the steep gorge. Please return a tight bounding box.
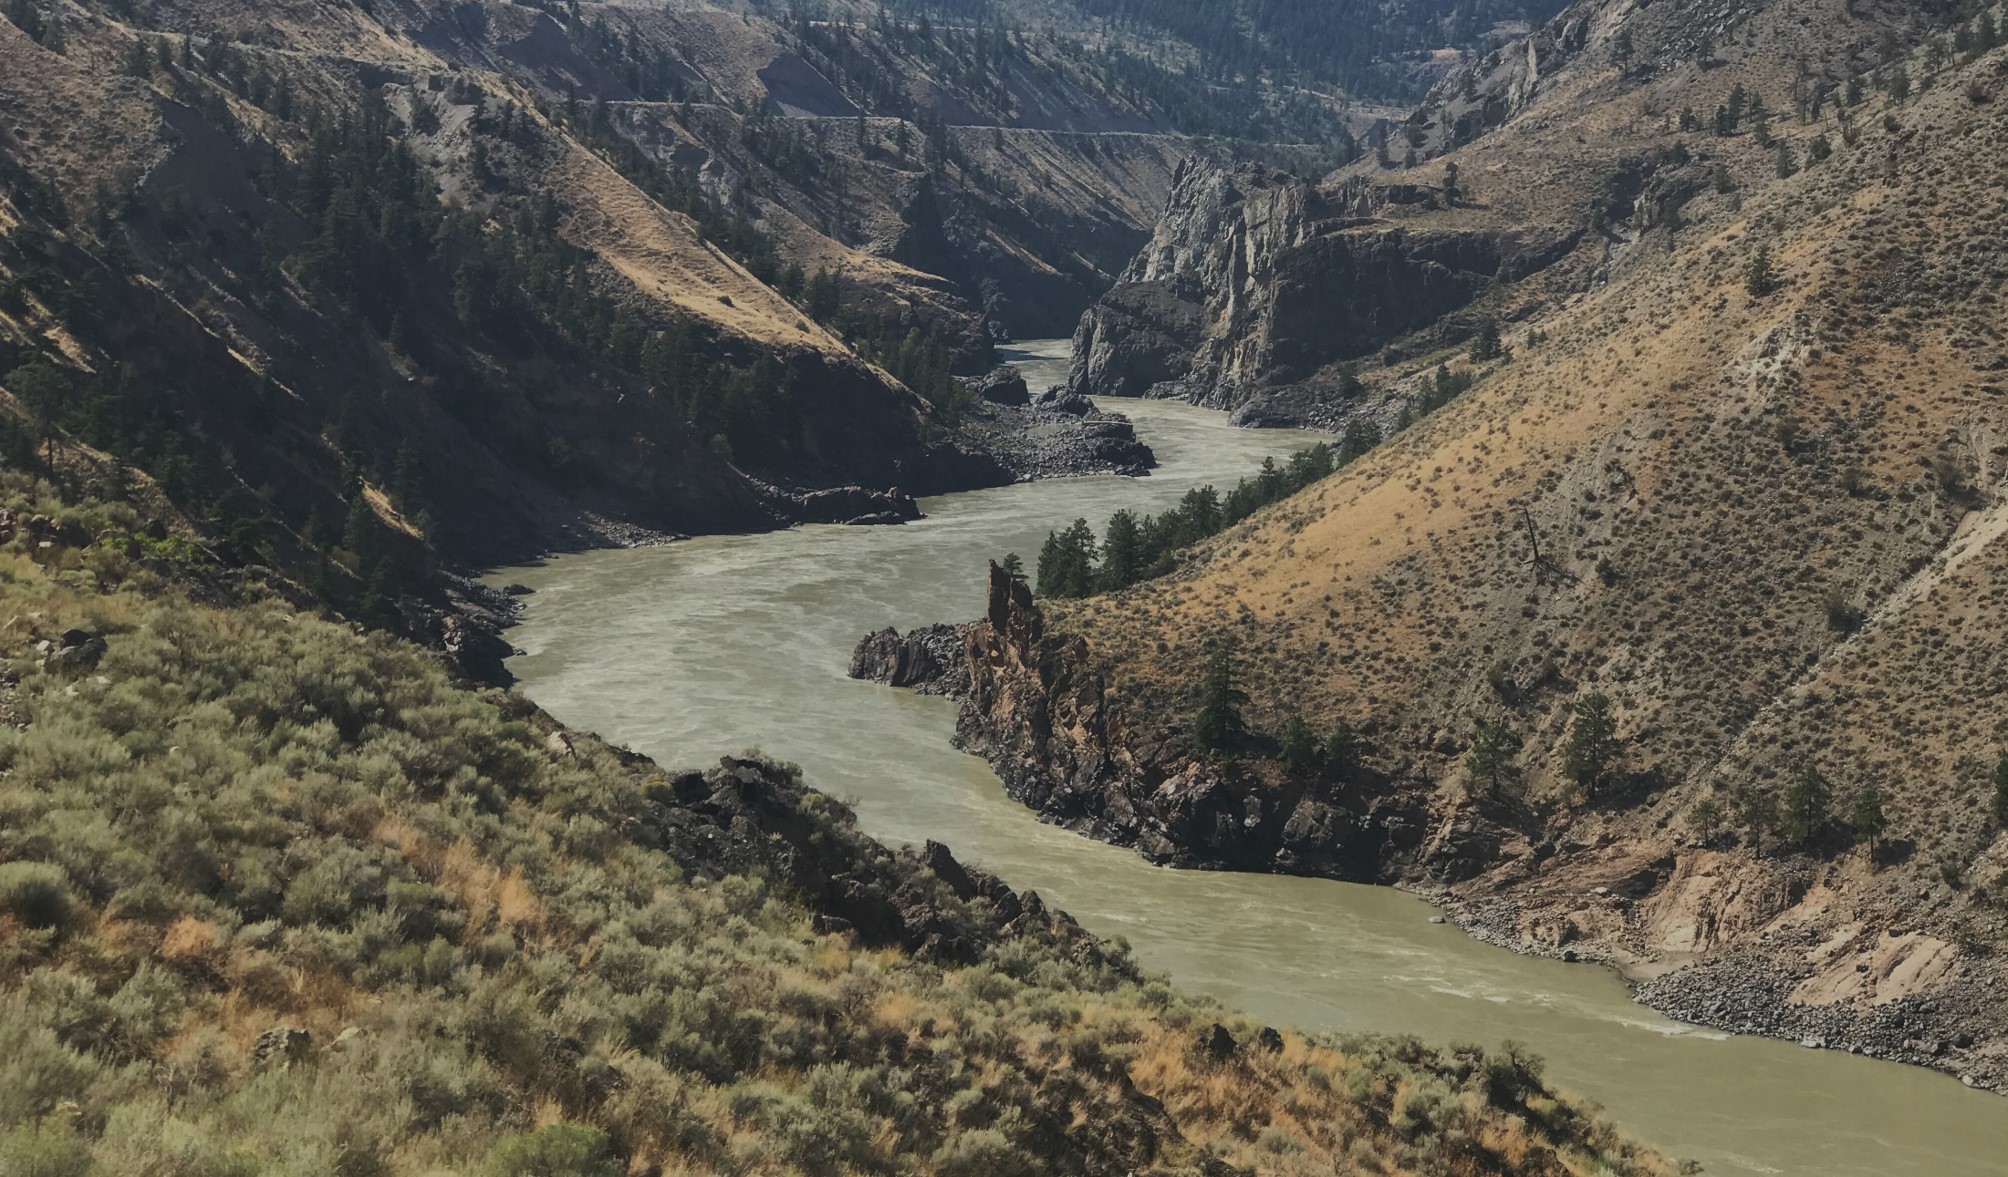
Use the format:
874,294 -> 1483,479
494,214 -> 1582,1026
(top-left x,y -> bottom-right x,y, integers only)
872,0 -> 2008,1093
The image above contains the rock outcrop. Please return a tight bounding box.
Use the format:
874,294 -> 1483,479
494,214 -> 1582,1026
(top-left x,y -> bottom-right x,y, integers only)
1069,161 -> 1578,418
852,565 -> 1433,878
959,396 -> 1156,481
970,366 -> 1032,406
669,754 -> 1122,971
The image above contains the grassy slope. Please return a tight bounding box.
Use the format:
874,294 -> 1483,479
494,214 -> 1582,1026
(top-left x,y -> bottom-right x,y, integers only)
0,484 -> 1676,1176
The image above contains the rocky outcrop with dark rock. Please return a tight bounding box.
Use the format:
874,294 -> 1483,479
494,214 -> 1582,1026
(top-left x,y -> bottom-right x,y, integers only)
793,485 -> 924,526
653,753 -> 1129,974
960,397 -> 1156,481
970,366 -> 1032,406
36,629 -> 107,673
849,623 -> 970,695
1068,161 -> 1578,419
850,564 -> 1430,878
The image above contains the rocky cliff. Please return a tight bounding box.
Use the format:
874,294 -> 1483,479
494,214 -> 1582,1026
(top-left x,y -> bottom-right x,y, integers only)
854,565 -> 1438,878
1068,161 -> 1581,419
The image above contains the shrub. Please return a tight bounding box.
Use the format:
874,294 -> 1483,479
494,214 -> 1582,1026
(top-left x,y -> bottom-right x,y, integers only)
0,1119 -> 93,1177
1258,1123 -> 1308,1154
490,1124 -> 622,1177
932,1128 -> 1034,1177
0,862 -> 75,930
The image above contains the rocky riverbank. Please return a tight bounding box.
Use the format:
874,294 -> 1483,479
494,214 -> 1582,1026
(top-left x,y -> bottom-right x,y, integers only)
850,565 -> 2008,1095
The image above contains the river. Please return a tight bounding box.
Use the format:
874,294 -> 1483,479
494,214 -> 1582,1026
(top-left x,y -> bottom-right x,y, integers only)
493,341 -> 2008,1176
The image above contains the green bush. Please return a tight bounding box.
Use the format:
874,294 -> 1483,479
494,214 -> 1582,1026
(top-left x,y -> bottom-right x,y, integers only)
0,1119 -> 93,1177
931,1128 -> 1035,1177
0,862 -> 75,930
490,1123 -> 622,1177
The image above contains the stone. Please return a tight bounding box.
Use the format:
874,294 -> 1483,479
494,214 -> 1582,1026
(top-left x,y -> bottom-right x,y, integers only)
41,629 -> 107,673
969,366 -> 1031,406
251,1027 -> 312,1070
1202,1023 -> 1237,1062
795,486 -> 922,527
921,840 -> 979,900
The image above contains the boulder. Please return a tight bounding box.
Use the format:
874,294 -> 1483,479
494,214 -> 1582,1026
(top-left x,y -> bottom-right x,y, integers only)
251,1027 -> 312,1070
1202,1023 -> 1238,1062
795,486 -> 922,526
1032,387 -> 1096,416
922,839 -> 980,900
39,629 -> 107,673
848,624 -> 968,694
970,366 -> 1031,406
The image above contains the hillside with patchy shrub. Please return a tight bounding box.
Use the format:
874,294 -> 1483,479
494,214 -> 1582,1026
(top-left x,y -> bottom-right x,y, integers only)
0,479 -> 1679,1175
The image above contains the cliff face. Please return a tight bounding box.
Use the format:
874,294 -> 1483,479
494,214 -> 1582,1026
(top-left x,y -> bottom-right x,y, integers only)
1068,162 -> 1578,414
854,566 -> 1438,880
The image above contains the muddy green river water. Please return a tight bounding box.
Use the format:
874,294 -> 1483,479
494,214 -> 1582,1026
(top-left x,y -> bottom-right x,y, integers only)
495,342 -> 2008,1175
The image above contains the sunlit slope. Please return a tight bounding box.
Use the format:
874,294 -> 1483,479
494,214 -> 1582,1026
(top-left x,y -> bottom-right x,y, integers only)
1061,25 -> 2008,945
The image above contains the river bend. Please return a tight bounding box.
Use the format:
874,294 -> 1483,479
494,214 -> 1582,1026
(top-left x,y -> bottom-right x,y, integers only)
494,341 -> 2008,1176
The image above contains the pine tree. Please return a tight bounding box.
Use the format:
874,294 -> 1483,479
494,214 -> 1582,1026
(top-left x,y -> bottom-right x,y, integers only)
1560,693 -> 1621,795
999,552 -> 1027,587
1191,649 -> 1248,753
1277,715 -> 1317,772
1688,798 -> 1726,845
1469,319 -> 1502,361
1035,518 -> 1098,598
1338,419 -> 1379,464
1325,717 -> 1361,778
1463,721 -> 1522,798
1848,781 -> 1888,853
1736,785 -> 1780,854
1781,760 -> 1832,846
1099,509 -> 1143,592
803,267 -> 841,323
1745,244 -> 1777,296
